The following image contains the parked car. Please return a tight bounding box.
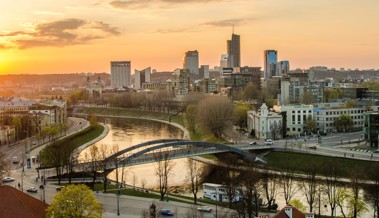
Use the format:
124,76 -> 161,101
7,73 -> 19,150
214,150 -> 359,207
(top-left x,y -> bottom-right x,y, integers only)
2,177 -> 15,182
56,186 -> 65,191
26,187 -> 38,193
249,141 -> 257,145
308,145 -> 317,149
197,206 -> 212,212
264,139 -> 273,145
160,209 -> 174,216
12,157 -> 18,164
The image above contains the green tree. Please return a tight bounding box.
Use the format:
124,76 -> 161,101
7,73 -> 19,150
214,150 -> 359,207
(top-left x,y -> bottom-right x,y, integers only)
234,101 -> 250,130
288,199 -> 306,213
341,99 -> 357,108
334,114 -> 354,132
88,113 -> 98,127
304,115 -> 316,134
301,90 -> 313,104
46,184 -> 103,218
242,82 -> 261,101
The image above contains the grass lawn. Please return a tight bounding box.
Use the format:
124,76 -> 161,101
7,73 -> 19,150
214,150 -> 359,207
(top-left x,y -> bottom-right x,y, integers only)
83,107 -> 184,126
266,151 -> 377,178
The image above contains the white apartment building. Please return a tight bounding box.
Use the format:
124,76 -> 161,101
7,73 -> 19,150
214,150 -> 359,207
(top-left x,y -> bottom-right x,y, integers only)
247,103 -> 283,140
274,104 -> 314,136
313,107 -> 367,133
111,61 -> 131,88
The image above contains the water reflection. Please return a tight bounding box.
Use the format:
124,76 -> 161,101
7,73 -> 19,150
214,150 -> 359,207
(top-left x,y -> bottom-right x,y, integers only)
78,117 -> 188,188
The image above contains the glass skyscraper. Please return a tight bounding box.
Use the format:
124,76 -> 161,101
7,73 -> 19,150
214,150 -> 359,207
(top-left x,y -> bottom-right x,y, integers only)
227,34 -> 240,68
264,50 -> 278,79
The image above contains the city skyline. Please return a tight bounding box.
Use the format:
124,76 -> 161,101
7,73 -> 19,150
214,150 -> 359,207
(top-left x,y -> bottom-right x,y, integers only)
0,0 -> 378,74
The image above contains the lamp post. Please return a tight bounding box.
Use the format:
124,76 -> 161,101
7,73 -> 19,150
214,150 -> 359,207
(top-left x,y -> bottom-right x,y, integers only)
215,188 -> 218,218
117,185 -> 121,216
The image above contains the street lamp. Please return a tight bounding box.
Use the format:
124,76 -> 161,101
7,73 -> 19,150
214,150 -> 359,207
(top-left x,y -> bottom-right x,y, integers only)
117,185 -> 121,216
215,188 -> 219,218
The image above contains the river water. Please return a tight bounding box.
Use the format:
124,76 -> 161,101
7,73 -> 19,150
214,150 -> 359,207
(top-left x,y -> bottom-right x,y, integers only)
78,117 -> 192,189
78,117 -> 373,217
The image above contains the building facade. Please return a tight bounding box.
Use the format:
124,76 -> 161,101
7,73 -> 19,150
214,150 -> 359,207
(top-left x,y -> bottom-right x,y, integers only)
111,61 -> 131,88
264,50 -> 277,79
274,104 -> 314,136
227,34 -> 240,68
364,112 -> 379,147
314,107 -> 367,133
183,50 -> 199,75
173,69 -> 190,96
135,67 -> 151,90
276,60 -> 290,76
247,103 -> 283,140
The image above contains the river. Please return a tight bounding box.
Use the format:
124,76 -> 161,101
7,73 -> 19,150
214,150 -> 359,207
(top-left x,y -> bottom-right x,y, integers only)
78,117 -> 373,217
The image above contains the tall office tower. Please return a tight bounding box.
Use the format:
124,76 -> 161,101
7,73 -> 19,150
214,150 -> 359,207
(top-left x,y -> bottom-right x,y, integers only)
199,65 -> 209,79
264,50 -> 278,79
220,54 -> 230,68
135,67 -> 151,90
183,50 -> 199,74
227,34 -> 240,67
111,61 -> 131,88
277,61 -> 290,76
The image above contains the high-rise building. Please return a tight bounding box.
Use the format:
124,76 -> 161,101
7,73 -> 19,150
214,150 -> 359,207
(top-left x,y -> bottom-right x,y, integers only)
199,65 -> 209,79
111,61 -> 131,88
264,50 -> 277,79
227,34 -> 240,67
135,67 -> 151,90
183,50 -> 199,74
277,61 -> 290,76
220,54 -> 230,68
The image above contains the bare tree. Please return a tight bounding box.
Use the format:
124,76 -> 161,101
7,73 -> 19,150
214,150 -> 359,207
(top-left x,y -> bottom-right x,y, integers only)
260,165 -> 279,212
141,178 -> 147,190
300,162 -> 319,213
186,158 -> 204,205
154,150 -> 175,201
87,144 -> 100,190
278,158 -> 298,204
323,160 -> 339,218
366,163 -> 379,218
98,143 -> 111,192
234,164 -> 261,218
349,166 -> 366,218
197,96 -> 235,139
132,172 -> 138,189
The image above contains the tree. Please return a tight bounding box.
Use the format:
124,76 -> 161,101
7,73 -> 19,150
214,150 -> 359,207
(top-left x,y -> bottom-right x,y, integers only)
278,158 -> 298,204
0,151 -> 8,183
334,114 -> 353,132
46,184 -> 103,218
186,158 -> 204,205
234,164 -> 261,218
323,160 -> 339,218
197,96 -> 234,139
234,101 -> 250,130
341,99 -> 357,108
184,104 -> 197,135
300,162 -> 319,213
241,82 -> 261,101
289,199 -> 306,213
365,162 -> 379,218
88,113 -> 98,127
301,90 -> 314,104
304,115 -> 316,134
349,166 -> 367,218
154,150 -> 175,201
260,166 -> 279,212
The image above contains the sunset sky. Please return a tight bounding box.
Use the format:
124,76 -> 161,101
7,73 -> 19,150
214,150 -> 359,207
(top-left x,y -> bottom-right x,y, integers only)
0,0 -> 378,74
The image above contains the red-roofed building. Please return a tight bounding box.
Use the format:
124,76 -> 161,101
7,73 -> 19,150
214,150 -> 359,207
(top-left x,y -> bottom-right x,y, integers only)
0,185 -> 49,218
273,204 -> 314,218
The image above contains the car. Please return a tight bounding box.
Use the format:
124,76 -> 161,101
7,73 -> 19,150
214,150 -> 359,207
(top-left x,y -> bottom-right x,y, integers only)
249,141 -> 257,145
12,157 -> 18,164
160,209 -> 174,216
264,139 -> 273,145
197,206 -> 212,212
2,177 -> 15,182
373,150 -> 379,153
56,186 -> 65,191
308,145 -> 317,149
26,187 -> 38,193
